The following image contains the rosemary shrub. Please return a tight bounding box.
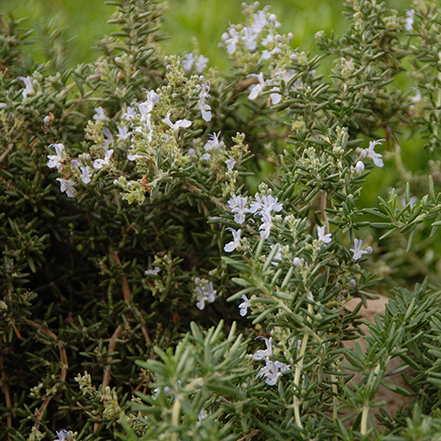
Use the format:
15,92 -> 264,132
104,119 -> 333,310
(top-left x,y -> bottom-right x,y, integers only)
2,0 -> 441,440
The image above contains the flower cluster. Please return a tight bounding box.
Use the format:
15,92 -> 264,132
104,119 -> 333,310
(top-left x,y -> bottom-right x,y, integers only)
253,337 -> 290,386
194,279 -> 217,310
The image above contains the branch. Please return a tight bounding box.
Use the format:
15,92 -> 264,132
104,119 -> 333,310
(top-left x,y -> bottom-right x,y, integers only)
0,337 -> 12,441
25,320 -> 68,430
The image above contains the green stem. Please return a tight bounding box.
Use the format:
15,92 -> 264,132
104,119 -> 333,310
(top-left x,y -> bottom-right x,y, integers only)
293,291 -> 314,429
361,404 -> 369,436
171,396 -> 181,441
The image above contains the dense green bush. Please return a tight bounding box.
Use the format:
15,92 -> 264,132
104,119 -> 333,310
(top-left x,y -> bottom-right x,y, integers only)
2,0 -> 441,440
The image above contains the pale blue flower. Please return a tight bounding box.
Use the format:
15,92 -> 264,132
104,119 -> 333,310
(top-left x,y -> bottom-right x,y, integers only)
183,53 -> 195,71
117,126 -> 131,140
17,76 -> 35,98
80,166 -> 92,184
224,228 -> 241,252
55,430 -> 69,441
93,148 -> 114,169
227,194 -> 249,224
163,110 -> 192,130
145,267 -> 160,276
226,156 -> 236,170
47,143 -> 66,170
242,26 -> 258,52
222,28 -> 239,55
195,55 -> 209,73
350,238 -> 373,260
93,106 -> 106,122
405,9 -> 415,31
355,161 -> 365,174
317,226 -> 332,244
248,73 -> 265,100
124,106 -> 137,121
56,178 -> 77,198
195,282 -> 217,310
239,295 -> 251,317
253,336 -> 273,360
252,9 -> 269,33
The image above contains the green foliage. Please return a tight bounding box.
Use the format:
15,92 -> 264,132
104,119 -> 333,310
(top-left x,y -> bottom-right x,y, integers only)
3,0 -> 441,440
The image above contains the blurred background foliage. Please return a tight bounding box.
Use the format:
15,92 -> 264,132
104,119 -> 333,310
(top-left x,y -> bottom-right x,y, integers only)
0,0 -> 406,69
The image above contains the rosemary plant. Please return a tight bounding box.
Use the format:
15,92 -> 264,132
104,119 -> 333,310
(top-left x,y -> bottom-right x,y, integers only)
2,1 -> 441,440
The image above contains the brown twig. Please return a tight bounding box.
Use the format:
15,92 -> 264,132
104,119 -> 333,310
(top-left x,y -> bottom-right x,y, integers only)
25,320 -> 68,430
108,246 -> 131,304
237,429 -> 262,441
108,246 -> 152,346
101,325 -> 122,394
321,190 -> 328,227
0,144 -> 13,164
237,76 -> 259,92
0,337 -> 12,441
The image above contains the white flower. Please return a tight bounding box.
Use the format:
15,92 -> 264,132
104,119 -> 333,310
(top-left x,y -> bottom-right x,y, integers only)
117,126 -> 131,140
47,143 -> 66,170
262,33 -> 275,47
269,92 -> 282,106
268,13 -> 281,27
248,73 -> 265,100
411,87 -> 421,104
56,178 -> 77,198
259,211 -> 273,239
139,90 -> 159,118
196,408 -> 206,427
261,47 -> 282,60
124,106 -> 137,121
103,128 -> 114,146
93,106 -> 106,122
195,282 -> 217,310
223,28 -> 239,55
17,76 -> 35,98
196,295 -> 207,310
80,166 -> 92,184
293,257 -> 302,266
162,110 -> 192,130
366,139 -> 385,167
405,9 -> 415,31
350,238 -> 372,260
253,336 -> 273,360
252,9 -> 268,33
256,357 -> 290,386
199,103 -> 212,122
183,53 -> 195,71
257,358 -> 281,386
198,82 -> 212,122
145,267 -> 160,275
239,295 -> 251,317
195,55 -> 209,73
358,139 -> 384,167
227,194 -> 249,224
226,156 -> 236,170
355,161 -> 365,174
55,430 -> 69,441
224,228 -> 241,252
242,26 -> 258,52
204,132 -> 223,151
93,148 -> 114,169
317,226 -> 332,243
249,194 -> 283,215
43,115 -> 51,125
